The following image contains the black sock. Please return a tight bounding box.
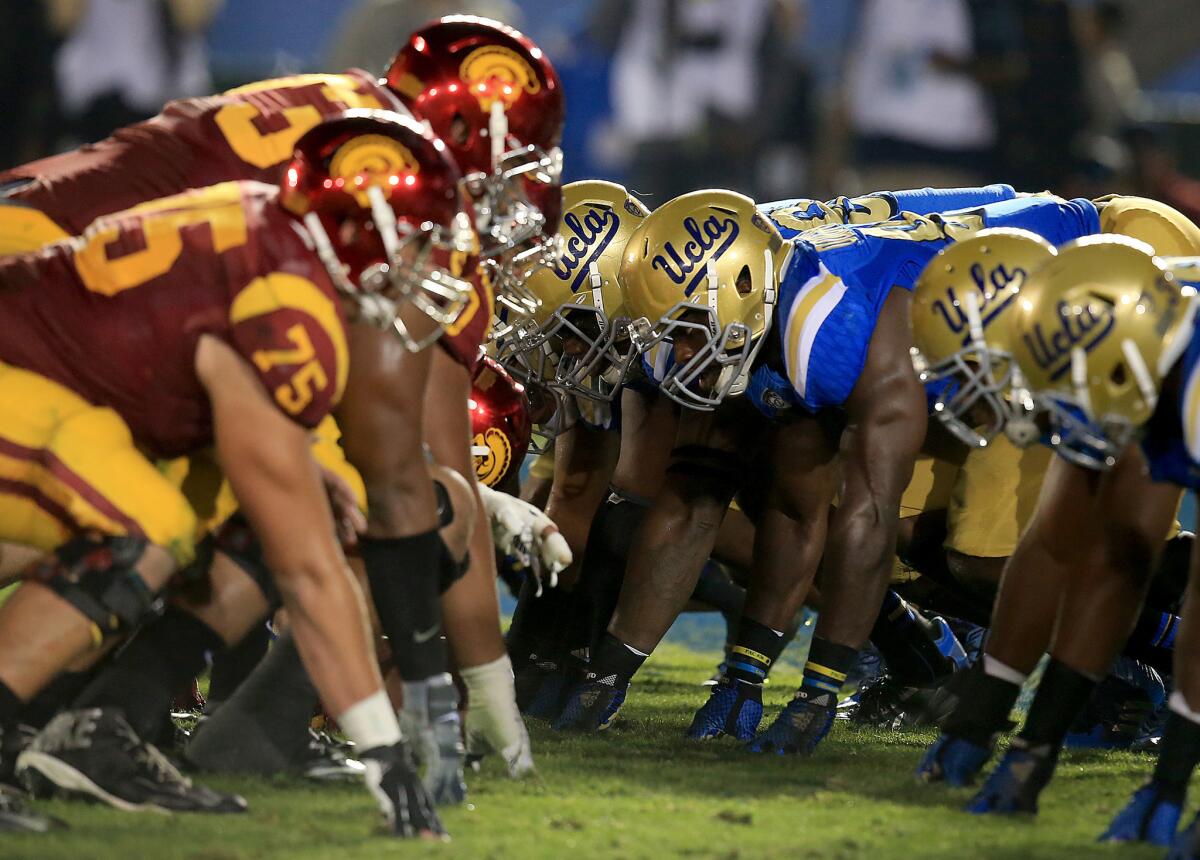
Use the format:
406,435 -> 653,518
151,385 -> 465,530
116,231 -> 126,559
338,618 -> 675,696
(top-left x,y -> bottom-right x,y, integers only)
1152,708 -> 1200,801
207,622 -> 270,706
73,606 -> 224,743
360,531 -> 448,682
187,633 -> 316,774
869,590 -> 954,686
1018,658 -> 1098,748
726,617 -> 785,685
941,662 -> 1022,746
0,679 -> 21,724
590,633 -> 647,686
799,637 -> 858,698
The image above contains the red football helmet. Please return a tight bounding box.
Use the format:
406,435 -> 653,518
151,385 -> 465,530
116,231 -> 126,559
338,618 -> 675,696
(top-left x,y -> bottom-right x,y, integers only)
280,109 -> 477,351
385,16 -> 565,317
470,356 -> 532,488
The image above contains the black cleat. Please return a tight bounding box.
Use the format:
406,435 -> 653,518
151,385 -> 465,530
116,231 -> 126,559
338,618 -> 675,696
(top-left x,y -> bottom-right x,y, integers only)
16,708 -> 247,813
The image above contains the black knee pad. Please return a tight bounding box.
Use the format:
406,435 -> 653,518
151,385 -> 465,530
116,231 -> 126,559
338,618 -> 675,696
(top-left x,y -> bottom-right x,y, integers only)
439,536 -> 469,594
32,534 -> 163,643
213,515 -> 281,611
666,444 -> 744,506
433,479 -> 454,529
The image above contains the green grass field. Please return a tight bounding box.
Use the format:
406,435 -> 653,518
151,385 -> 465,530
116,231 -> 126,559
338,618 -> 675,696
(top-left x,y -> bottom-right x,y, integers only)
5,644 -> 1171,860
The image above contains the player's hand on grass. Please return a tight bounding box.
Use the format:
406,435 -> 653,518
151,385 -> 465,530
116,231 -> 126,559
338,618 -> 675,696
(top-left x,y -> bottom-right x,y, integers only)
360,740 -> 447,840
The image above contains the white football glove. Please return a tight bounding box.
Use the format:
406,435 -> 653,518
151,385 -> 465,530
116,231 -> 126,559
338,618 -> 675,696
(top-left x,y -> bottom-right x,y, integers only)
477,483 -> 572,595
459,655 -> 535,778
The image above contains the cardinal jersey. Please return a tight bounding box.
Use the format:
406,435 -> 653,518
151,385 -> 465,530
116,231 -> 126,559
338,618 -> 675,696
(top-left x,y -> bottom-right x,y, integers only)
0,70 -> 398,238
0,181 -> 348,459
747,195 -> 1101,418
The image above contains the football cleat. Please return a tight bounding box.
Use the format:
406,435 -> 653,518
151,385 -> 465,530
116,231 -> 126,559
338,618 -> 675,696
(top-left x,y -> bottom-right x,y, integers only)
552,675 -> 627,733
0,785 -> 62,832
1170,812 -> 1200,860
1066,667 -> 1161,751
297,730 -> 366,782
965,739 -> 1058,815
514,657 -> 571,720
17,709 -> 247,813
360,741 -> 446,839
400,674 -> 467,806
687,680 -> 763,741
746,689 -> 836,755
1099,782 -> 1183,845
916,733 -> 994,787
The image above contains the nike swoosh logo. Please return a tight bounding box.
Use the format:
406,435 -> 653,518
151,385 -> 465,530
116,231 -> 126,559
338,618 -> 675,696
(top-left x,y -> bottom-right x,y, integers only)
413,625 -> 441,644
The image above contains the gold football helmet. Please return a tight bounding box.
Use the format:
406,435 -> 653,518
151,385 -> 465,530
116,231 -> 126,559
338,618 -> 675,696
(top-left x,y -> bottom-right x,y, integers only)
620,189 -> 787,410
1009,235 -> 1196,469
495,180 -> 650,402
912,228 -> 1057,449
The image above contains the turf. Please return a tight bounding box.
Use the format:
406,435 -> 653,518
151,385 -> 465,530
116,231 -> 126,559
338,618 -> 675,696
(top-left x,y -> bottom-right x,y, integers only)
6,644 -> 1171,860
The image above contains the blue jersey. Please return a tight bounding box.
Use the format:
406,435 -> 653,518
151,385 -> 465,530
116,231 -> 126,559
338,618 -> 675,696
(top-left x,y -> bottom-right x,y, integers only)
760,184 -> 1016,240
638,185 -> 1019,413
1141,265 -> 1200,488
748,196 -> 1101,417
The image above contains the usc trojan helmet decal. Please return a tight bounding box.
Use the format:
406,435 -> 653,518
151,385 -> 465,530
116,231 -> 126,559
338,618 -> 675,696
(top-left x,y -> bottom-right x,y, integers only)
458,45 -> 542,112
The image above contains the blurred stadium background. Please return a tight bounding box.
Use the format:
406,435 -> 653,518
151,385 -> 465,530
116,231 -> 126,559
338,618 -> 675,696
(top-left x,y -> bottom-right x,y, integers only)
5,0 -> 1200,208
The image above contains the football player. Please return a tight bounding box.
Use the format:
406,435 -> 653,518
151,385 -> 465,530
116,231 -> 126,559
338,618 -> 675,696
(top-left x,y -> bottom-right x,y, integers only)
552,188 -> 1104,745
378,17 -> 563,774
0,15 -> 565,783
0,112 -> 467,836
520,184 -> 1017,729
912,202 -> 1200,816
950,239 -> 1200,854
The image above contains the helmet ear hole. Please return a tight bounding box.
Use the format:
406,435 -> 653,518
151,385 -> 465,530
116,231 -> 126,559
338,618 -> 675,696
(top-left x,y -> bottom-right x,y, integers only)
735,265 -> 752,296
450,113 -> 470,147
1110,363 -> 1127,387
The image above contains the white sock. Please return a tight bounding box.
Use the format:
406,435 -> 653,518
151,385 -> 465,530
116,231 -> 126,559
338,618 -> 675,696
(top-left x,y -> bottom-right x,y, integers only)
983,654 -> 1028,686
338,690 -> 402,751
1170,690 -> 1200,726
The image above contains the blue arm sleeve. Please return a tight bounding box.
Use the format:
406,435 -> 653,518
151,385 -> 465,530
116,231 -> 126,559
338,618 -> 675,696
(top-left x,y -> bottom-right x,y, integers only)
887,184 -> 1017,215
976,196 -> 1101,246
